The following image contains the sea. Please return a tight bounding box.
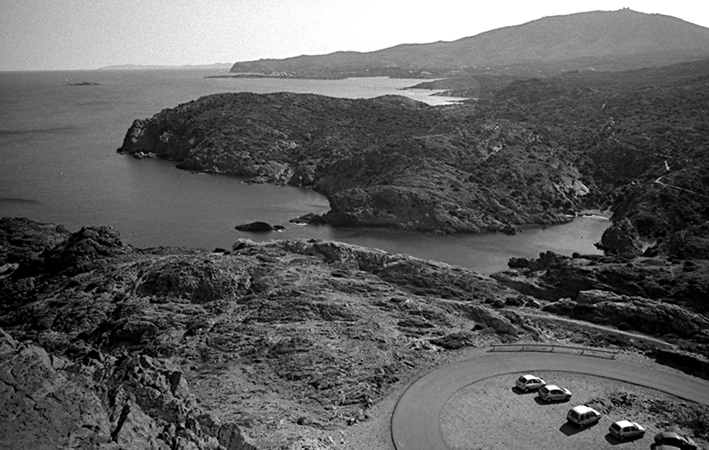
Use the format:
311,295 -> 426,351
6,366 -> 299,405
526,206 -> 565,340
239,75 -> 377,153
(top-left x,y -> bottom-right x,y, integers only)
0,68 -> 609,274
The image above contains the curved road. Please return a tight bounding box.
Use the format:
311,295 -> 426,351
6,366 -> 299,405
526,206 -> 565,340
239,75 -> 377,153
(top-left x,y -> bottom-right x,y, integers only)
391,351 -> 709,450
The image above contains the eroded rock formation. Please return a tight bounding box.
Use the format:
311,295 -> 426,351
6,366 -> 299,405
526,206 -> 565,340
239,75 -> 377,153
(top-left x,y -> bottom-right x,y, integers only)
2,217 -> 708,448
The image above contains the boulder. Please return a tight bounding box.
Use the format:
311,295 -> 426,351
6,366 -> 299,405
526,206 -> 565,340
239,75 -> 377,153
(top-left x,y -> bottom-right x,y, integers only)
595,218 -> 643,256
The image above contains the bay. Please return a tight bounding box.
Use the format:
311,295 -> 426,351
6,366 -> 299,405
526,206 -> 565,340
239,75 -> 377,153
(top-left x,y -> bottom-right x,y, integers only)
0,69 -> 607,274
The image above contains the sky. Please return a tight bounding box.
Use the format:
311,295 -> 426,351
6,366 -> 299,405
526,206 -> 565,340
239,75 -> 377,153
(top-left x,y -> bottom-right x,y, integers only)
1,0 -> 708,71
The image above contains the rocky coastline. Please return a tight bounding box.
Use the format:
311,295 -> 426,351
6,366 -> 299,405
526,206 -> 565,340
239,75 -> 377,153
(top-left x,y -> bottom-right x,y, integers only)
117,58 -> 709,254
1,216 -> 708,449
117,92 -> 588,235
9,39 -> 709,450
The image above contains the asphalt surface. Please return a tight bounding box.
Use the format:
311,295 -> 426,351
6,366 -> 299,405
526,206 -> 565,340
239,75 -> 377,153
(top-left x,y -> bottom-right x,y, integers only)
390,351 -> 709,450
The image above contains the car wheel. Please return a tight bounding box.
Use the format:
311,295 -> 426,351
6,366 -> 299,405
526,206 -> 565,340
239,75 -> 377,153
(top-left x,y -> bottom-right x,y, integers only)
523,387 -> 528,393
545,396 -> 551,402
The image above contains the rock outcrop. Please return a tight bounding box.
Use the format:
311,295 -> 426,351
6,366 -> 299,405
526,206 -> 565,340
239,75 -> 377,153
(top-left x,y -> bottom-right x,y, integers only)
595,218 -> 643,256
543,290 -> 709,339
0,328 -> 256,450
0,218 -> 527,449
2,216 -> 709,447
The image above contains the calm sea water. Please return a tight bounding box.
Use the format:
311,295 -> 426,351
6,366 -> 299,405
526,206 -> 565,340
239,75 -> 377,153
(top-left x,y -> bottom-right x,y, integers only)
0,69 -> 608,274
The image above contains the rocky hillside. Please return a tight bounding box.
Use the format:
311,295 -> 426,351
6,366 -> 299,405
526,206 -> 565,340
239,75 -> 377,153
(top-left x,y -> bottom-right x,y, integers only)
228,9 -> 709,78
118,93 -> 586,234
1,216 -> 708,449
468,59 -> 709,257
119,57 -> 709,255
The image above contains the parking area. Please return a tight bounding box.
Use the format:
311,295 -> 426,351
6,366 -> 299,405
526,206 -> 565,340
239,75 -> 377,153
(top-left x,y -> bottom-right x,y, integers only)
440,371 -> 671,450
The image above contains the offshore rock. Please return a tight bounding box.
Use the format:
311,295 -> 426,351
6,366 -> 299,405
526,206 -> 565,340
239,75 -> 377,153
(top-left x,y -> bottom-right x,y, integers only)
595,218 -> 643,256
235,221 -> 278,233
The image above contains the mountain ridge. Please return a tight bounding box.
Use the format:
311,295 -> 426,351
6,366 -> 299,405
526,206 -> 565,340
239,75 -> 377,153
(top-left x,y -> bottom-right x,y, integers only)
229,9 -> 709,77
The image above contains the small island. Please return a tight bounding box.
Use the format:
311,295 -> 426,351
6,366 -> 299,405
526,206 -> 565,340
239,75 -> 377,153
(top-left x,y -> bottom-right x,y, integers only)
67,81 -> 101,86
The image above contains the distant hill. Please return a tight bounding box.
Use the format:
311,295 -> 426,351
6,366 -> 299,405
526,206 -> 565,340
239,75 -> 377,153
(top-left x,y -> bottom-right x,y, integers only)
99,63 -> 233,71
230,9 -> 709,77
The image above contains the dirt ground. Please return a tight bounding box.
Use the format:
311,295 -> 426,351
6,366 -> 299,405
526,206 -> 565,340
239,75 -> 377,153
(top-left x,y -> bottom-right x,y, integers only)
441,372 -> 671,450
290,351 -> 707,450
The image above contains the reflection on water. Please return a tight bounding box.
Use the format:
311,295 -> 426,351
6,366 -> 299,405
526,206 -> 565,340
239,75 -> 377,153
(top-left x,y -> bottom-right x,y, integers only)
322,216 -> 609,275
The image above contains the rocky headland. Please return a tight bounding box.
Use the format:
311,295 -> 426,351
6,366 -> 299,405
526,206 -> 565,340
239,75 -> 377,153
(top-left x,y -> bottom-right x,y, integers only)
118,57 -> 709,252
117,92 -> 588,234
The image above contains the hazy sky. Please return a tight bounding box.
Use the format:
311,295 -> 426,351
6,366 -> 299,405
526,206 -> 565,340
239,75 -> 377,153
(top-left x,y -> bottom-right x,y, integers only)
1,0 -> 708,71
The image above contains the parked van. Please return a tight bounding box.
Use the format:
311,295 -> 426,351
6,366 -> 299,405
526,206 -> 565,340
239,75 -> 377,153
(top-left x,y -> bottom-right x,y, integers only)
566,405 -> 601,428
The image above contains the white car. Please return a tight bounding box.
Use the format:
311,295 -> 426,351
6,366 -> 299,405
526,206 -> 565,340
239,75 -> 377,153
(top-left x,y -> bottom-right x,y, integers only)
609,420 -> 645,440
515,374 -> 546,392
538,384 -> 572,402
566,405 -> 601,428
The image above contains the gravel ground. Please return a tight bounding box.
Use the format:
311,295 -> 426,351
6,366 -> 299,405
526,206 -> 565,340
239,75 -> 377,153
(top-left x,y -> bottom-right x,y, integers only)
440,372 -> 666,450
292,351 -> 707,450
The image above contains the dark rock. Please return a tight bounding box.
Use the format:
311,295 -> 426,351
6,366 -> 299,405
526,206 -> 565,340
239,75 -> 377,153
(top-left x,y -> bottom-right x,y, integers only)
42,225 -> 133,275
131,151 -> 156,159
290,213 -> 327,225
667,225 -> 709,259
429,331 -> 476,349
505,296 -> 526,307
0,217 -> 71,267
595,218 -> 643,256
235,221 -> 275,232
651,349 -> 709,382
136,256 -> 252,304
508,257 -> 531,269
525,298 -> 541,308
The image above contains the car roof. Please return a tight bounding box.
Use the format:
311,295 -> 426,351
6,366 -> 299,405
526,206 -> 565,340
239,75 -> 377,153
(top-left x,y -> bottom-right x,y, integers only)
571,405 -> 597,414
614,420 -> 635,427
521,374 -> 539,379
544,384 -> 560,389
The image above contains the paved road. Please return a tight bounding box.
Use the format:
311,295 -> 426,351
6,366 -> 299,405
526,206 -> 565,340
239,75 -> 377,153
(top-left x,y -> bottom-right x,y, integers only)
391,351 -> 709,450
